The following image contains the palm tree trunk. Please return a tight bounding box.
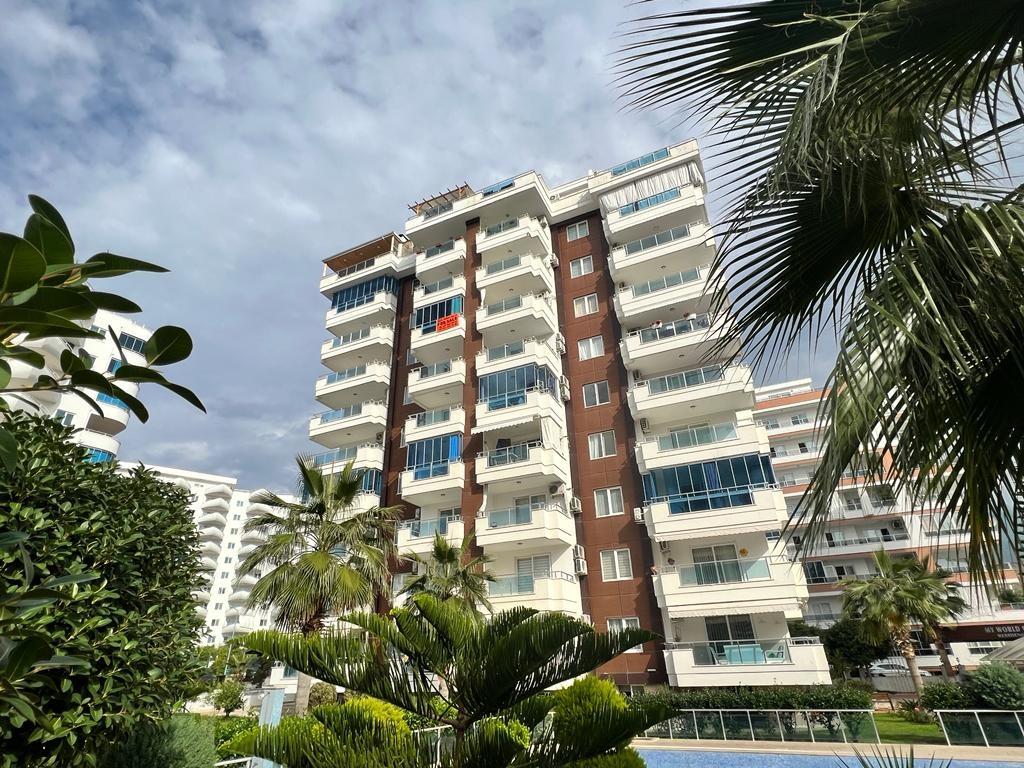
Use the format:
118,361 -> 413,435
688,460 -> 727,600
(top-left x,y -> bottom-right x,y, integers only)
898,641 -> 925,697
932,633 -> 956,679
293,671 -> 313,715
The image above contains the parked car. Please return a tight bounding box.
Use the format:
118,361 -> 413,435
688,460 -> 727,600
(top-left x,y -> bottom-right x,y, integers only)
869,660 -> 934,677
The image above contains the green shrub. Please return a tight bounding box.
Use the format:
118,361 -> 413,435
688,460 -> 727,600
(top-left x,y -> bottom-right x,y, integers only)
340,696 -> 412,735
0,414 -> 206,767
895,699 -> 935,723
920,681 -> 971,711
401,694 -> 457,729
967,662 -> 1024,709
208,679 -> 246,716
99,715 -> 216,768
636,682 -> 873,712
552,676 -> 629,753
567,747 -> 645,768
308,682 -> 338,710
213,715 -> 257,758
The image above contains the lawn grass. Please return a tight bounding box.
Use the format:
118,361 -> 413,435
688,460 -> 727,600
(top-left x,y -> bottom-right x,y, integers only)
873,712 -> 947,745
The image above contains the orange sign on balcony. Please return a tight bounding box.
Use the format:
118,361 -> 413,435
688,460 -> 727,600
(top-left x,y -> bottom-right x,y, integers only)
435,313 -> 461,332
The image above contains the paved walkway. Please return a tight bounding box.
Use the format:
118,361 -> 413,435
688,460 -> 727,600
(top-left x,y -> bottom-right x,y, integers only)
639,738 -> 1024,763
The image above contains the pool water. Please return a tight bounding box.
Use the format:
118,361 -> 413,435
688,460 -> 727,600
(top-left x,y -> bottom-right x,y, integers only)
638,748 -> 1024,768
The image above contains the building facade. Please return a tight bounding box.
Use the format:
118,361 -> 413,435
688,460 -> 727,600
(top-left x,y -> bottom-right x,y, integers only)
5,308 -> 152,462
312,142 -> 831,689
755,379 -> 1024,672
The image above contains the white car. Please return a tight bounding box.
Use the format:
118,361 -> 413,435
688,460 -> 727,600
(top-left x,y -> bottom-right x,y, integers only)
869,661 -> 934,677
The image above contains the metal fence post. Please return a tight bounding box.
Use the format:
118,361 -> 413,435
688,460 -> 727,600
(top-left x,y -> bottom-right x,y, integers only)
805,710 -> 815,743
870,711 -> 880,745
935,711 -> 951,746
719,710 -> 727,740
1014,711 -> 1024,742
747,710 -> 755,741
693,710 -> 700,741
775,710 -> 786,742
837,711 -> 848,743
974,711 -> 991,748
667,716 -> 674,739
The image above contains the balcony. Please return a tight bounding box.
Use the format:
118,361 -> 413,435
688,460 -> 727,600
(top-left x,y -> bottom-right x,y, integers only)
396,516 -> 465,557
476,292 -> 558,342
474,388 -> 565,435
200,540 -> 221,559
608,221 -> 716,284
87,393 -> 132,434
770,446 -> 823,469
320,325 -> 394,371
637,416 -> 768,473
71,429 -> 121,458
664,637 -> 830,687
475,338 -> 562,379
653,556 -> 807,619
414,238 -> 467,282
311,443 -> 385,475
628,364 -> 754,424
404,406 -> 467,444
486,570 -> 582,614
474,442 -> 571,494
613,264 -> 712,325
245,500 -> 275,519
476,216 -> 552,259
314,362 -> 391,410
413,274 -> 467,309
408,358 -> 467,410
476,253 -> 556,299
475,504 -> 576,550
803,531 -> 912,558
603,183 -> 707,238
588,142 -> 701,195
319,246 -> 414,297
325,291 -> 398,337
644,487 -> 788,542
309,401 -> 388,448
201,496 -> 230,514
620,314 -> 735,375
399,461 -> 465,507
410,314 -> 467,365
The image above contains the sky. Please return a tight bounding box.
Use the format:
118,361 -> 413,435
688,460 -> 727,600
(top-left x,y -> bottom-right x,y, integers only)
0,1 -> 830,491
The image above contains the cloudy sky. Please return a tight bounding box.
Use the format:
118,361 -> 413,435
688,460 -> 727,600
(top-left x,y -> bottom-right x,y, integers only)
1,1 -> 828,491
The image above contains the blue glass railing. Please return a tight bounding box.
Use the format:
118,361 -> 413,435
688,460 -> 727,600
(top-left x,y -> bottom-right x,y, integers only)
644,365 -> 725,395
622,223 -> 694,256
480,177 -> 515,197
97,392 -> 129,410
610,147 -> 670,177
618,187 -> 682,218
408,461 -> 453,481
424,239 -> 456,258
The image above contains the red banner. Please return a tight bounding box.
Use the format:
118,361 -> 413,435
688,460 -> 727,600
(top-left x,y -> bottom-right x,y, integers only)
435,313 -> 461,332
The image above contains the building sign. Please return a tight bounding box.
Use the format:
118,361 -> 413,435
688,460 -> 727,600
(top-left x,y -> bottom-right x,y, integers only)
942,623 -> 1024,643
435,313 -> 461,332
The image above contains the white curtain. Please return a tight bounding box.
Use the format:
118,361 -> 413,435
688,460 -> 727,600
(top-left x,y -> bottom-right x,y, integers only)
598,161 -> 704,214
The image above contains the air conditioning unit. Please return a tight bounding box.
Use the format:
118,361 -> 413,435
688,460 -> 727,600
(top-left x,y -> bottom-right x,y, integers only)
560,376 -> 571,401
573,544 -> 585,560
891,518 -> 906,530
632,507 -> 645,523
638,418 -> 650,433
581,613 -> 593,626
540,219 -> 548,228
549,255 -> 559,268
658,541 -> 671,553
632,370 -> 642,381
549,483 -> 564,496
574,557 -> 588,576
556,333 -> 567,354
569,496 -> 582,514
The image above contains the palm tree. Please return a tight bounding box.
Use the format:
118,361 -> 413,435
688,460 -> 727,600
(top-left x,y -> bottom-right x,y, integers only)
232,595 -> 669,768
617,1 -> 1024,584
239,457 -> 401,713
399,533 -> 495,612
841,550 -> 966,695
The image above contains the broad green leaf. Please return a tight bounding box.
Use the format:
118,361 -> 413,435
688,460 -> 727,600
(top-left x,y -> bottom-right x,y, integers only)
0,233 -> 46,293
0,306 -> 87,331
0,427 -> 17,471
82,252 -> 169,278
0,531 -> 29,548
109,385 -> 149,422
59,349 -> 86,374
2,345 -> 46,368
6,637 -> 52,680
68,370 -> 114,395
28,195 -> 73,246
0,360 -> 10,389
156,380 -> 206,412
19,287 -> 96,319
111,364 -> 165,383
84,291 -> 141,313
144,326 -> 193,366
24,213 -> 73,266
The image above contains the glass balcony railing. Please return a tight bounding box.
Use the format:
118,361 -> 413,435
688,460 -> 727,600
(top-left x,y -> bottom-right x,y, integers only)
413,408 -> 452,428
418,360 -> 454,379
628,266 -> 704,299
323,256 -> 377,280
611,147 -> 670,177
480,177 -> 515,197
485,505 -> 534,528
630,314 -> 712,345
484,254 -> 522,275
823,532 -> 911,548
667,638 -> 797,666
483,294 -> 523,316
622,223 -> 697,256
618,187 -> 682,218
418,276 -> 454,295
312,446 -> 358,466
405,516 -> 456,538
678,557 -> 772,587
422,201 -> 453,220
655,422 -> 737,452
644,365 -> 725,395
483,218 -> 519,238
406,461 -> 455,481
317,403 -> 365,424
322,365 -> 368,386
424,239 -> 456,258
479,385 -> 553,412
488,571 -> 574,597
330,327 -> 371,348
485,340 -> 525,362
481,440 -> 540,468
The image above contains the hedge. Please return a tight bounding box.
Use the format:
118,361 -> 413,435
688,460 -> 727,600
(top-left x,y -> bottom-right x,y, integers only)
634,683 -> 873,712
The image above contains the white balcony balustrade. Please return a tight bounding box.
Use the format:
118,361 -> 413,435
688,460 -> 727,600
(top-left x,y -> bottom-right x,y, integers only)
486,570 -> 582,614
399,460 -> 465,507
637,415 -> 769,473
476,292 -> 558,342
410,314 -> 466,366
404,406 -> 467,444
325,291 -> 397,337
396,516 -> 465,557
408,358 -> 467,410
475,338 -> 562,379
413,274 -> 467,309
664,637 -> 830,687
320,325 -> 394,371
643,486 -> 787,541
314,362 -> 391,410
613,264 -> 713,325
628,365 -> 754,425
476,216 -> 552,258
474,441 -> 571,493
475,503 -> 576,550
414,238 -> 467,282
608,221 -> 716,284
620,314 -> 735,375
476,253 -> 556,299
308,401 -> 388,448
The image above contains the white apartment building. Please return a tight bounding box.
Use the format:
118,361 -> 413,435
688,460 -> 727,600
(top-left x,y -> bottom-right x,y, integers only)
756,379 -> 1024,672
313,141 -> 832,688
5,308 -> 152,462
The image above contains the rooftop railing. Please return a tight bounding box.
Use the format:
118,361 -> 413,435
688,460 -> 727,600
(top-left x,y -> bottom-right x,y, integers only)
610,147 -> 670,176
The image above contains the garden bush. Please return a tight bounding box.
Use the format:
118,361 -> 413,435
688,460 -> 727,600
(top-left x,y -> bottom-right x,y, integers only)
99,715 -> 216,768
208,679 -> 246,716
213,715 -> 257,758
966,662 -> 1024,709
920,681 -> 971,711
308,681 -> 338,710
635,683 -> 873,712
552,676 -> 628,752
340,696 -> 412,735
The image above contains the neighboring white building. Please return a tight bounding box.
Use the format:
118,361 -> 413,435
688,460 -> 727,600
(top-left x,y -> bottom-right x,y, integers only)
5,308 -> 152,463
313,141 -> 832,689
755,378 -> 1024,672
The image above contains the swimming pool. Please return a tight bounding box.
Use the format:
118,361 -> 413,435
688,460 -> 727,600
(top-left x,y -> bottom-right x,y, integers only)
638,748 -> 1024,768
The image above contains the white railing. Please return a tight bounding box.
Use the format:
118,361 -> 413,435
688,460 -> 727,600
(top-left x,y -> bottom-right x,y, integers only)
643,709 -> 878,744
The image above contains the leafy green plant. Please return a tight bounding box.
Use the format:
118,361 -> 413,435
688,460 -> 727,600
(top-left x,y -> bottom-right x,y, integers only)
98,715 -> 216,768
339,697 -> 411,735
213,715 -> 257,758
209,679 -> 246,717
0,195 -> 203,468
919,682 -> 971,712
566,749 -> 645,768
822,618 -> 891,678
635,682 -> 873,712
307,682 -> 338,710
0,413 -> 205,767
841,746 -> 952,768
966,662 -> 1024,709
896,700 -> 935,724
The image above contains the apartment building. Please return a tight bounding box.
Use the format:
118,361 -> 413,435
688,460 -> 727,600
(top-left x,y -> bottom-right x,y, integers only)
4,308 -> 152,462
755,379 -> 1024,671
313,141 -> 831,689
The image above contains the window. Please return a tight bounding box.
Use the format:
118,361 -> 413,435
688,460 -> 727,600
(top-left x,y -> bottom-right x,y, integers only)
567,221 -> 589,242
577,335 -> 604,361
791,413 -> 810,426
220,571 -> 229,578
757,418 -> 780,430
214,602 -> 223,610
117,332 -> 146,354
84,448 -> 115,463
412,295 -> 463,333
232,514 -> 241,521
641,453 -> 777,513
573,293 -> 599,317
607,617 -> 642,652
588,430 -> 616,459
582,381 -> 610,407
406,348 -> 418,365
594,487 -> 624,518
96,392 -> 128,410
217,587 -> 227,594
229,528 -> 238,535
600,548 -> 633,581
798,442 -> 810,454
235,500 -> 244,507
223,557 -> 232,564
53,409 -> 74,427
403,387 -> 412,405
259,619 -> 268,627
226,542 -> 235,550
967,640 -> 1005,655
803,561 -> 826,583
570,255 -> 593,278
283,665 -> 297,678
478,364 -> 558,410
210,619 -> 220,627
106,358 -> 122,373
